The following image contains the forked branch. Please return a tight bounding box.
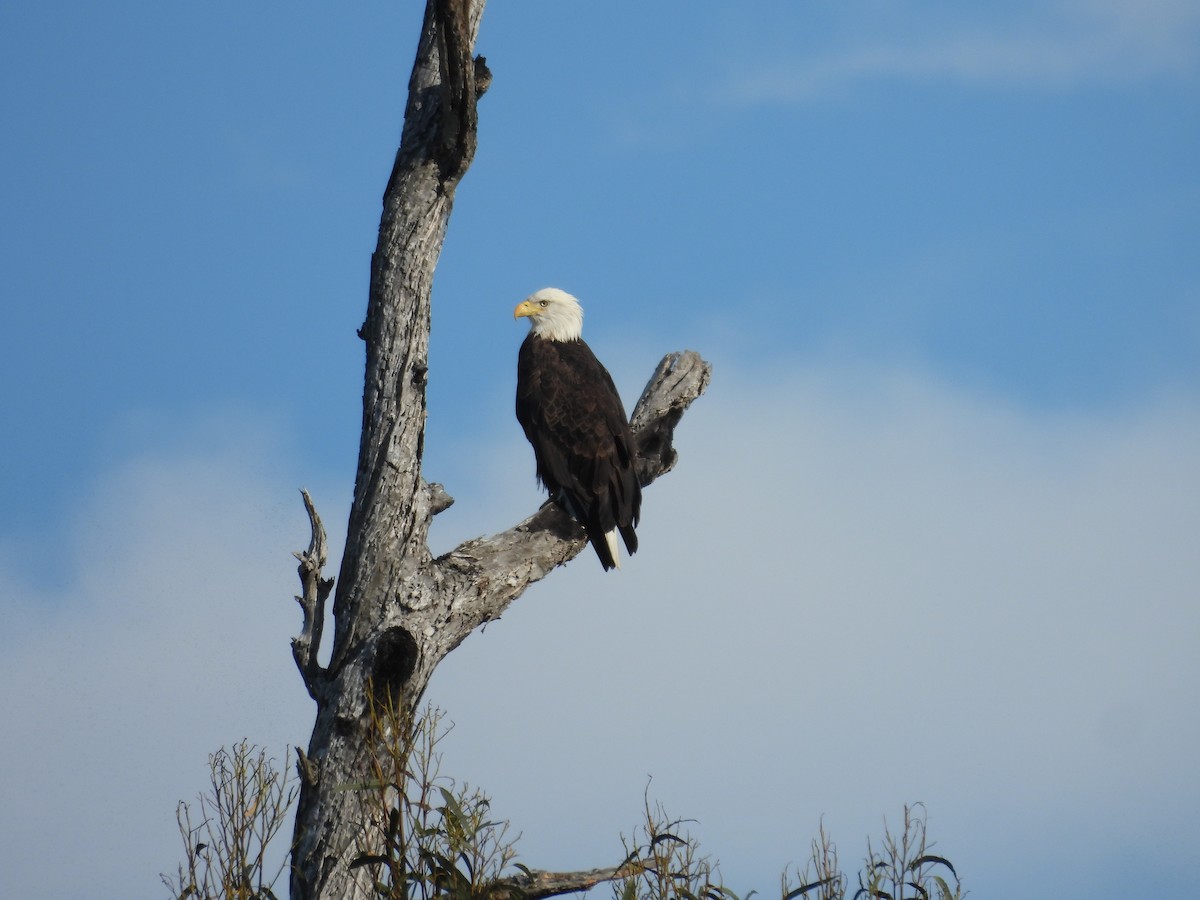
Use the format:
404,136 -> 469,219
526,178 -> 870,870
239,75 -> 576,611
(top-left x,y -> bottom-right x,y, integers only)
291,488 -> 333,700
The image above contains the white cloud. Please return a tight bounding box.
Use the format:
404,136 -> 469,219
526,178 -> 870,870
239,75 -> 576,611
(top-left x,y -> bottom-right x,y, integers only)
0,413 -> 336,898
724,0 -> 1200,103
3,368 -> 1197,899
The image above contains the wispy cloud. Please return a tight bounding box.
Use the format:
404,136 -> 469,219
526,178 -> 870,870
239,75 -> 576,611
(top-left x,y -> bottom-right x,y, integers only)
724,0 -> 1200,104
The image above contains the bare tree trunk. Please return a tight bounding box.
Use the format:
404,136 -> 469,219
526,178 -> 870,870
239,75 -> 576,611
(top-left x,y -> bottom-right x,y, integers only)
287,2 -> 711,897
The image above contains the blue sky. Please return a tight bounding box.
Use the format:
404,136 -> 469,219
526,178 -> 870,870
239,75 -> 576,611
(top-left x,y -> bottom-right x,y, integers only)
1,2 -> 1198,898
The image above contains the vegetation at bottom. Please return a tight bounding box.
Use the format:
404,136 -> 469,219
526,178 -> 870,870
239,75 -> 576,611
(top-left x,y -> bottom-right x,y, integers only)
165,701 -> 963,900
163,741 -> 296,899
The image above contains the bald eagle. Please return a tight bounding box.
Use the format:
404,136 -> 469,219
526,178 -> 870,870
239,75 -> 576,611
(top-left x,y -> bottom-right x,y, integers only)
514,288 -> 641,570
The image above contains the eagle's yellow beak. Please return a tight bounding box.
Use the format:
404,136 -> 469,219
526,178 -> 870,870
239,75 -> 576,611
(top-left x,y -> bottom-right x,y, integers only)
513,299 -> 537,320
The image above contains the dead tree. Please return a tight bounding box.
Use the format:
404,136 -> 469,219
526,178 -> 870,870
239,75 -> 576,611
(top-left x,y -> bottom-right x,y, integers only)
288,2 -> 711,897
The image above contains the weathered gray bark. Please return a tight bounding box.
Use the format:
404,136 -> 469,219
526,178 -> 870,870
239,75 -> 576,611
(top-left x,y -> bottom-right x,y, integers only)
288,2 -> 711,897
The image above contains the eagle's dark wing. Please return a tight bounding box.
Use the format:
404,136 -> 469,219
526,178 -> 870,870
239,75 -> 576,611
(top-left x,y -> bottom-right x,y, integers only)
516,335 -> 641,569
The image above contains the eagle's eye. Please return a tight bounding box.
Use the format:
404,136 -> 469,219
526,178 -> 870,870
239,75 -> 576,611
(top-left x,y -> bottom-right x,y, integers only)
539,299 -> 549,307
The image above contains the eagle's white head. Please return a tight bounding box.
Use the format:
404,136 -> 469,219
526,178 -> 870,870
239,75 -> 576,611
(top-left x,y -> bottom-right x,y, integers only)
513,287 -> 584,342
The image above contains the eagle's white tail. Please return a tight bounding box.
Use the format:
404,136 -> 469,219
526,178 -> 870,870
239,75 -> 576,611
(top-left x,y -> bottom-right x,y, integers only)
604,529 -> 621,570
